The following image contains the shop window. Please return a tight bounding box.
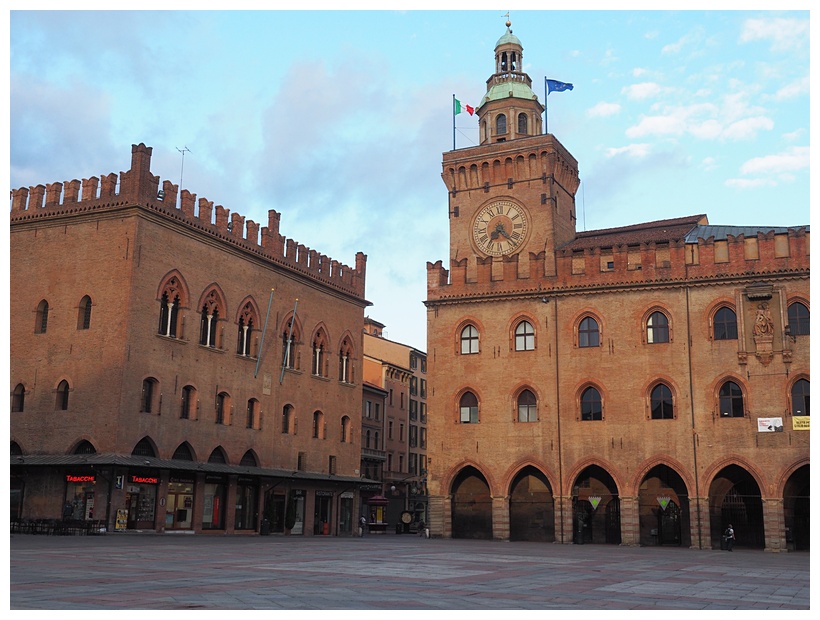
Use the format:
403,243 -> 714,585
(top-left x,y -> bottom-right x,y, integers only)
518,389 -> 537,422
77,295 -> 92,330
650,383 -> 674,419
791,379 -> 809,416
581,386 -> 602,421
56,380 -> 70,411
35,300 -> 49,334
787,302 -> 810,336
713,307 -> 738,340
646,311 -> 670,344
515,320 -> 535,351
12,383 -> 25,412
579,316 -> 600,348
459,391 -> 479,423
719,381 -> 744,418
460,325 -> 479,354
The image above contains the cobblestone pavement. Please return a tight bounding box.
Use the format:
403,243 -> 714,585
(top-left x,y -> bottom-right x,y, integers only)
9,533 -> 811,610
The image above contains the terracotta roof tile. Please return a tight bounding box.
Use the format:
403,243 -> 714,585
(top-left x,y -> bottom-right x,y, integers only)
563,214 -> 707,251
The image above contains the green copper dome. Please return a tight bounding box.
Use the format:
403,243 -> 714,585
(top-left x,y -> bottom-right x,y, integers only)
496,27 -> 521,48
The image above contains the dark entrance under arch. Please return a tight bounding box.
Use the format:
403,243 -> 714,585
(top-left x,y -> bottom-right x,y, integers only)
783,465 -> 809,551
708,464 -> 765,549
451,466 -> 492,539
509,466 -> 554,542
572,465 -> 620,544
638,465 -> 691,547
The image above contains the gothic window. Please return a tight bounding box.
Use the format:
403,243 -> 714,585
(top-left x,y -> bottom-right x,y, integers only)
141,377 -> 159,413
200,303 -> 220,347
12,383 -> 25,412
579,316 -> 600,347
158,291 -> 181,338
791,379 -> 809,416
240,451 -> 258,467
581,386 -> 602,421
208,448 -> 227,464
650,383 -> 674,419
312,329 -> 329,377
73,440 -> 96,455
646,311 -> 670,343
246,398 -> 259,429
282,404 -> 293,434
788,302 -> 810,336
713,307 -> 738,340
459,391 -> 479,423
35,300 -> 49,334
237,316 -> 254,356
339,337 -> 353,383
460,325 -> 479,354
719,381 -> 744,418
496,114 -> 507,136
216,391 -> 230,425
517,113 -> 528,134
515,320 -> 535,351
517,389 -> 537,422
77,295 -> 92,330
282,318 -> 299,370
131,437 -> 157,458
172,443 -> 194,461
180,385 -> 196,419
56,380 -> 70,411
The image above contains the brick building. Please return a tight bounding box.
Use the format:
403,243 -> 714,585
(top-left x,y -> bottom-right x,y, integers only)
10,143 -> 371,536
425,22 -> 809,551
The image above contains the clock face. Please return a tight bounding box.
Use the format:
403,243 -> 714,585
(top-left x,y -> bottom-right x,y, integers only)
472,200 -> 529,256
401,511 -> 413,524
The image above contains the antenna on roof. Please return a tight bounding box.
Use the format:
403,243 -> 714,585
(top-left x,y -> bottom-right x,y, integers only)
176,146 -> 191,193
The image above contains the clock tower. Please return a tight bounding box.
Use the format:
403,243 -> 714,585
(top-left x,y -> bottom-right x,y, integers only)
442,18 -> 580,279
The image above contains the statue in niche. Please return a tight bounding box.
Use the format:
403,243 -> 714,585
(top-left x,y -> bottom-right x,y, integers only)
753,302 -> 774,337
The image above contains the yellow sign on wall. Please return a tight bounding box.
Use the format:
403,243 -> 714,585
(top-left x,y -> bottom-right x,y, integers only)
792,416 -> 810,431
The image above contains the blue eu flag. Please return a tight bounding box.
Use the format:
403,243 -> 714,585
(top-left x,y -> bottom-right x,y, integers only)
546,79 -> 574,93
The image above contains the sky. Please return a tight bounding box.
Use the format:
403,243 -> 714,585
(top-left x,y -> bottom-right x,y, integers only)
7,4 -> 813,351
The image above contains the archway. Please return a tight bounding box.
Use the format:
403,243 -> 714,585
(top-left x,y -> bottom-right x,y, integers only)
708,464 -> 764,549
783,465 -> 809,551
571,465 -> 620,544
451,466 -> 492,539
638,465 -> 690,547
509,466 -> 554,542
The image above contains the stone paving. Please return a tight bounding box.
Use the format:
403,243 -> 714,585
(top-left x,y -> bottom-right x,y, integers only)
9,533 -> 811,610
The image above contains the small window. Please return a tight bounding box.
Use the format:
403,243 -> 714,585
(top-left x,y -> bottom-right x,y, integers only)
517,389 -> 537,422
180,385 -> 195,419
459,391 -> 479,423
36,300 -> 49,334
246,398 -> 259,429
515,320 -> 535,351
131,438 -> 156,458
581,387 -> 602,421
650,384 -> 673,419
579,316 -> 600,348
460,325 -> 479,354
719,381 -> 744,418
788,302 -> 810,336
341,416 -> 351,443
496,114 -> 507,135
141,378 -> 158,413
647,311 -> 670,344
12,383 -> 25,412
77,295 -> 92,330
313,410 -> 324,439
714,307 -> 738,340
216,391 -> 230,425
791,379 -> 809,416
56,380 -> 70,411
517,112 -> 528,134
282,404 -> 293,434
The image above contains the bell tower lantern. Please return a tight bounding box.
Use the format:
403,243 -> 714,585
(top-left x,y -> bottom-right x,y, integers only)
476,18 -> 544,144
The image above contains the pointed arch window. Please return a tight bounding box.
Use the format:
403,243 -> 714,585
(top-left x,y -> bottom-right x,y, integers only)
172,443 -> 194,461
517,389 -> 537,422
200,303 -> 220,348
791,379 -> 809,416
208,448 -> 227,464
237,316 -> 254,356
35,300 -> 49,334
650,383 -> 674,419
282,319 -> 299,370
158,291 -> 181,338
517,113 -> 528,135
713,307 -> 738,340
339,337 -> 353,383
77,295 -> 92,330
240,451 -> 258,467
56,380 -> 70,411
459,391 -> 479,423
460,325 -> 479,354
581,387 -> 602,421
313,330 -> 329,377
131,437 -> 157,458
73,440 -> 96,455
646,311 -> 670,344
787,302 -> 810,336
719,381 -> 744,418
579,316 -> 600,347
515,320 -> 535,351
12,383 -> 25,413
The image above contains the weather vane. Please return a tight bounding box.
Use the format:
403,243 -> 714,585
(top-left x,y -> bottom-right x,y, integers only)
503,12 -> 511,28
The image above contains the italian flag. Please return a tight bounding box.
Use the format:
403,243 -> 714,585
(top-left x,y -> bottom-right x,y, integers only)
454,98 -> 475,116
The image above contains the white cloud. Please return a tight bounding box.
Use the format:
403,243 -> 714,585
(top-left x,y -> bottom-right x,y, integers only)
622,82 -> 668,101
774,75 -> 809,101
722,116 -> 774,141
587,102 -> 621,118
701,157 -> 718,172
739,146 -> 809,175
725,178 -> 776,189
605,144 -> 651,159
740,17 -> 809,52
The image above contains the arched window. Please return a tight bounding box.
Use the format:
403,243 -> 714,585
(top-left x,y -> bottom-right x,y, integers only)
460,325 -> 479,354
341,416 -> 351,443
719,381 -> 744,418
141,378 -> 159,413
374,431 -> 380,449
339,337 -> 353,383
180,385 -> 196,419
650,383 -> 673,419
282,404 -> 293,434
459,391 -> 479,423
216,391 -> 230,425
240,451 -> 257,467
788,302 -> 810,336
791,379 -> 809,416
579,316 -> 600,347
365,429 -> 371,449
158,291 -> 181,338
200,303 -> 220,347
517,112 -> 528,134
35,300 -> 49,334
581,387 -> 602,421
312,330 -> 328,377
237,316 -> 254,356
208,447 -> 227,464
56,380 -> 70,411
172,443 -> 194,461
517,389 -> 537,422
73,440 -> 96,455
515,320 -> 535,351
246,398 -> 259,429
713,307 -> 737,340
131,437 -> 156,458
12,383 -> 25,413
282,321 -> 297,369
77,295 -> 92,330
496,114 -> 507,135
647,311 -> 670,343
313,411 -> 324,439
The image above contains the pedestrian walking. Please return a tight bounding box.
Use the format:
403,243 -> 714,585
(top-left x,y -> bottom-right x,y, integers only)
724,524 -> 735,551
359,515 -> 366,537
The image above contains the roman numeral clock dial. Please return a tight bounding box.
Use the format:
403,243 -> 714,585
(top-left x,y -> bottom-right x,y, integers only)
472,200 -> 530,257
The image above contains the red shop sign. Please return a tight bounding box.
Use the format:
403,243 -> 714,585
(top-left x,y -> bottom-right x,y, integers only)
66,474 -> 95,483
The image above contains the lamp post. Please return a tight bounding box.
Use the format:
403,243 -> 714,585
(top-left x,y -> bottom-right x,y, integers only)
390,470 -> 427,533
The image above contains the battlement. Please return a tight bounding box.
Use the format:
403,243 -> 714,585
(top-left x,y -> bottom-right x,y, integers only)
427,226 -> 810,299
10,144 -> 367,299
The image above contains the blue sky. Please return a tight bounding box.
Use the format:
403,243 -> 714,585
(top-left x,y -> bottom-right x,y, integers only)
8,5 -> 812,350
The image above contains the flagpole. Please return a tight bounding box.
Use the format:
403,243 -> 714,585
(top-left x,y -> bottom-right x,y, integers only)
254,288 -> 275,378
452,94 -> 456,150
544,77 -> 549,135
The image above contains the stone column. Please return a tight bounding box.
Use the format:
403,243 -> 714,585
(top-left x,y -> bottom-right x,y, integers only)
689,496 -> 711,549
619,495 -> 640,546
762,497 -> 786,553
492,495 -> 510,541
556,495 -> 574,544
